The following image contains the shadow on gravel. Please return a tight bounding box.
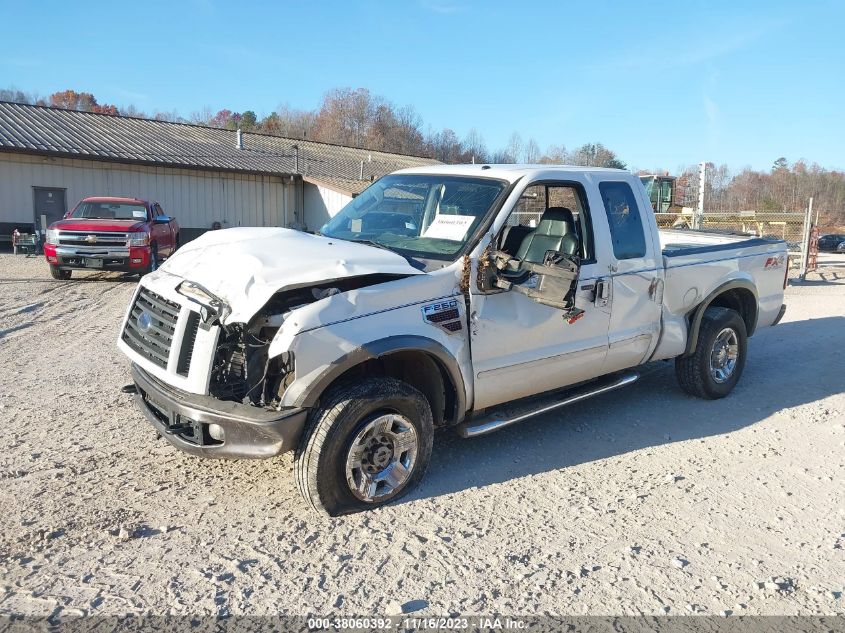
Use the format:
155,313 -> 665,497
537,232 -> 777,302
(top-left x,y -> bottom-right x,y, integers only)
0,273 -> 138,284
406,315 -> 845,503
791,275 -> 845,285
0,323 -> 33,338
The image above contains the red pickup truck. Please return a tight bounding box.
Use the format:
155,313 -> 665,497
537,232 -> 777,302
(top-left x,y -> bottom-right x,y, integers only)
44,197 -> 180,280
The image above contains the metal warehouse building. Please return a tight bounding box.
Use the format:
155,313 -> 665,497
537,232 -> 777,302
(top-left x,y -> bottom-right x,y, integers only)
0,102 -> 438,243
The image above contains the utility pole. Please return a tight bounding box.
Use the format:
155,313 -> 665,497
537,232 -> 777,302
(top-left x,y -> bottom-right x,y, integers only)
799,196 -> 814,281
694,161 -> 706,230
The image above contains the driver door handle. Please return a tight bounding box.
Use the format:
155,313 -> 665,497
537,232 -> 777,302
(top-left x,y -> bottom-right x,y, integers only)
594,278 -> 610,307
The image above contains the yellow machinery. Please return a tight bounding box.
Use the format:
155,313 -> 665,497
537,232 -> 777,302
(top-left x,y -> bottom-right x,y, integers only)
639,174 -> 678,213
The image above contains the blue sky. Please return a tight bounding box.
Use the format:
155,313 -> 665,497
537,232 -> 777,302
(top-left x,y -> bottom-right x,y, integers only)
1,0 -> 843,172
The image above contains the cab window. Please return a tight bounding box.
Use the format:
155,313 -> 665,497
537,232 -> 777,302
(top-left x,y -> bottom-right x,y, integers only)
500,183 -> 593,262
599,181 -> 647,260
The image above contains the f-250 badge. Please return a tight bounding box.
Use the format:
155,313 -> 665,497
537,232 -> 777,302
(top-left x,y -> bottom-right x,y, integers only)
421,299 -> 463,333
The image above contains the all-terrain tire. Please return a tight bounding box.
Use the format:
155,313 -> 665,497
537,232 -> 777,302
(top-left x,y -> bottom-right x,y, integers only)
49,265 -> 71,280
675,306 -> 747,399
294,377 -> 434,516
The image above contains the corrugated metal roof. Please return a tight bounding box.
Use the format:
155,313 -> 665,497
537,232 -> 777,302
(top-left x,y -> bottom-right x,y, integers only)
0,101 -> 440,193
302,174 -> 378,196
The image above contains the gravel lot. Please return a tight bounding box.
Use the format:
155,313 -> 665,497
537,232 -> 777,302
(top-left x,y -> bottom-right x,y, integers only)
0,253 -> 843,618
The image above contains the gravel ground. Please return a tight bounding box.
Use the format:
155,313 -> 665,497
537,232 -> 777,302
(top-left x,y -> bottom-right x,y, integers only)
0,253 -> 843,618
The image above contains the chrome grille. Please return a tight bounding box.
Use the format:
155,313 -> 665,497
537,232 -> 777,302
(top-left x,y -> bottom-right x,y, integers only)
58,230 -> 129,247
122,288 -> 180,369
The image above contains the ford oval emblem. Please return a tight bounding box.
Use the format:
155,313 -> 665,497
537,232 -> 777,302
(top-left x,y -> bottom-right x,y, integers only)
137,311 -> 153,333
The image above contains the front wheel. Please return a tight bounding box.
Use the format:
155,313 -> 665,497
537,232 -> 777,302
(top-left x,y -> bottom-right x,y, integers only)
49,265 -> 71,280
294,377 -> 434,516
675,306 -> 747,399
144,244 -> 158,275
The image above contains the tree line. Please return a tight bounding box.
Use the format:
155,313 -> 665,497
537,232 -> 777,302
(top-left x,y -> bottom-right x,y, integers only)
670,159 -> 845,226
2,86 -> 843,224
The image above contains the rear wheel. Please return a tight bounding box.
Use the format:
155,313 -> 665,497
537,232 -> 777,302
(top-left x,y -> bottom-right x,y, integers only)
49,265 -> 71,280
675,306 -> 747,399
294,377 -> 434,516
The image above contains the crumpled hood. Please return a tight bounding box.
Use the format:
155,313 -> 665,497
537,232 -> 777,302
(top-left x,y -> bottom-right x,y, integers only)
154,226 -> 423,323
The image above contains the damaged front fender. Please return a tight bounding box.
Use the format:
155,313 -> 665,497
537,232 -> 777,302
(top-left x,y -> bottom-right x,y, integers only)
269,267 -> 473,413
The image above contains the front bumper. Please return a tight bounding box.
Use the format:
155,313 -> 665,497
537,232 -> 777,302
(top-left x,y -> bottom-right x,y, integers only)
131,364 -> 308,459
45,244 -> 150,272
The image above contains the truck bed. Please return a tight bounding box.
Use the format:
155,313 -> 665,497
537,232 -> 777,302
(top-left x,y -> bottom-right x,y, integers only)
654,229 -> 788,362
660,229 -> 781,258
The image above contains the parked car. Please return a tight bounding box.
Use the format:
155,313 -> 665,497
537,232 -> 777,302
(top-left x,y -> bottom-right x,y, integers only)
117,165 -> 788,515
817,233 -> 845,252
44,197 -> 179,280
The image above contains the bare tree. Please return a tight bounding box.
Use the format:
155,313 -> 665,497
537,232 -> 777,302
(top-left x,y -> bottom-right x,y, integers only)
462,128 -> 489,163
524,138 -> 540,163
539,144 -> 567,164
188,107 -> 214,125
504,132 -> 523,164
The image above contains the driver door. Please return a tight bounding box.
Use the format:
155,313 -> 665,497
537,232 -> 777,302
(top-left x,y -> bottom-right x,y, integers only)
150,203 -> 175,256
469,179 -> 612,411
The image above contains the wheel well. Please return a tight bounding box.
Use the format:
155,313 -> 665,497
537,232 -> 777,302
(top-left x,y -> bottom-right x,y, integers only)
685,284 -> 758,356
326,351 -> 458,427
707,288 -> 757,335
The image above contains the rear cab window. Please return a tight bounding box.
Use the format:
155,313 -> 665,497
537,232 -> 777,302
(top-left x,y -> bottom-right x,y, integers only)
598,181 -> 647,260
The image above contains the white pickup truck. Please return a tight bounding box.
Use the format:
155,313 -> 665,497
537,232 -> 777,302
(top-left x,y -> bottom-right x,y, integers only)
117,165 -> 787,515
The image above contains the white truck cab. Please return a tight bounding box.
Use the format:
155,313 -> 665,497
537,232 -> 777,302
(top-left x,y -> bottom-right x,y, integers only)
118,165 -> 788,515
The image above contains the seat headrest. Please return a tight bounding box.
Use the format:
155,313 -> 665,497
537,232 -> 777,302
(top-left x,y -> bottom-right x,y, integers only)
536,207 -> 575,236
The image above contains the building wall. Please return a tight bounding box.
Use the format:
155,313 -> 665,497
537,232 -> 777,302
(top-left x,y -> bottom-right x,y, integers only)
303,182 -> 352,232
0,152 -> 296,241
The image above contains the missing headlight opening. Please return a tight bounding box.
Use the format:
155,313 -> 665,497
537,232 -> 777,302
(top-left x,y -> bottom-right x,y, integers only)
207,274 -> 410,410
207,287 -> 309,409
208,323 -> 295,409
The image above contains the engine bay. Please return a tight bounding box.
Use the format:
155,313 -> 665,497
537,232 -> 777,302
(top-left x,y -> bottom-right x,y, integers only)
207,274 -> 409,409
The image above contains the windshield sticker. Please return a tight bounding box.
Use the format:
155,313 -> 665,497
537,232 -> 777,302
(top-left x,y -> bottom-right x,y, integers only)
133,210 -> 147,219
350,218 -> 363,233
422,214 -> 475,241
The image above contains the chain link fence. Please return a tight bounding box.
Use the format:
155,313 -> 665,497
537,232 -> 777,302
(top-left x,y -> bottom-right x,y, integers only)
643,166 -> 835,278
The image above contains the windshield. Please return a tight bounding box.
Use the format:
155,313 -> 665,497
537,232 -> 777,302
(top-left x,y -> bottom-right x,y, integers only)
320,174 -> 508,260
70,202 -> 149,221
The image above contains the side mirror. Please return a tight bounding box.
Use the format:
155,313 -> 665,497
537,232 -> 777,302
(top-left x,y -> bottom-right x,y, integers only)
477,250 -> 522,293
478,257 -> 499,292
483,248 -> 583,319
154,215 -> 171,224
511,251 -> 581,314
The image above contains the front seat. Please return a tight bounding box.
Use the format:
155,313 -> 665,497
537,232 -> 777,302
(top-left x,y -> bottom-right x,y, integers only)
515,207 -> 579,264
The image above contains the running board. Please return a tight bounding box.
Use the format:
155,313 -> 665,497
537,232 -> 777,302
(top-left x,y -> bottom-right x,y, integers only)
456,372 -> 639,438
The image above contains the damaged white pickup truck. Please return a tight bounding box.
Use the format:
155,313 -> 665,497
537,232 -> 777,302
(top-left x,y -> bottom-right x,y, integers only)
118,165 -> 788,515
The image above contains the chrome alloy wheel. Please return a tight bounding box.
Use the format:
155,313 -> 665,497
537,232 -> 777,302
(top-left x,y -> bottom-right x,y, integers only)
709,327 -> 739,383
344,413 -> 419,502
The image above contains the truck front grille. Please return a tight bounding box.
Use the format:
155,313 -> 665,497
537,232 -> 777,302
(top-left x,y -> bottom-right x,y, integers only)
58,231 -> 129,247
122,288 -> 180,370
